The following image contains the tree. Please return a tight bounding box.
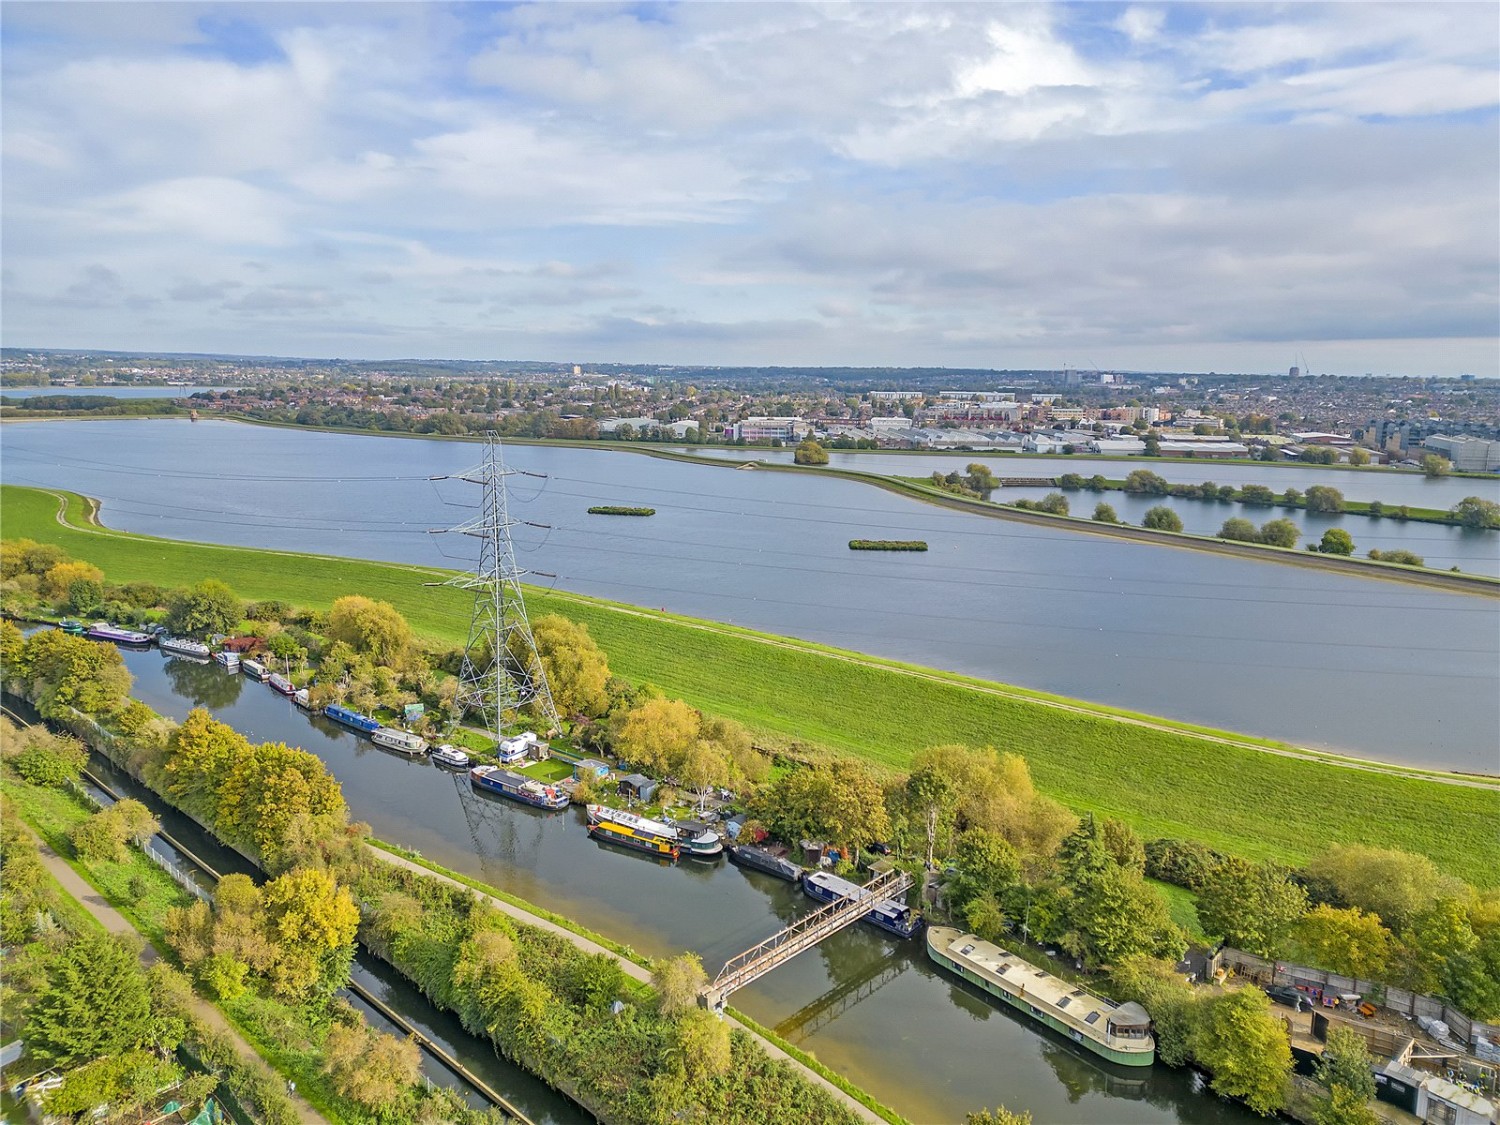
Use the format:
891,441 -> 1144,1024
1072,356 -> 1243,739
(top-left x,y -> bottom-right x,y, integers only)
1124,469 -> 1169,494
265,632 -> 307,669
1303,845 -> 1457,931
164,709 -> 252,821
751,758 -> 890,858
1451,496 -> 1500,529
1346,448 -> 1371,467
1293,905 -> 1392,979
323,1022 -> 420,1115
1220,517 -> 1259,541
1142,431 -> 1161,457
17,629 -> 131,718
325,595 -> 413,665
1192,987 -> 1292,1116
898,757 -> 961,869
793,439 -> 829,465
1304,486 -> 1345,513
41,559 -> 104,601
1143,506 -> 1183,532
616,697 -> 700,776
12,732 -> 87,787
1112,955 -> 1199,1066
1282,487 -> 1303,507
518,614 -> 610,718
1059,817 -> 1183,967
1318,529 -> 1355,556
1313,1025 -> 1378,1125
216,739 -> 347,861
1422,453 -> 1450,478
165,579 -> 243,637
1258,518 -> 1301,548
1037,492 -> 1069,515
654,952 -> 707,1016
26,933 -> 155,1065
71,799 -> 160,862
258,867 -> 359,1001
1239,484 -> 1276,505
1196,858 -> 1308,957
1092,503 -> 1118,523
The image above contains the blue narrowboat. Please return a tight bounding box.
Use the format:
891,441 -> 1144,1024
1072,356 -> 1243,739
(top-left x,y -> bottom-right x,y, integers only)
470,765 -> 569,810
802,870 -> 923,939
323,704 -> 381,734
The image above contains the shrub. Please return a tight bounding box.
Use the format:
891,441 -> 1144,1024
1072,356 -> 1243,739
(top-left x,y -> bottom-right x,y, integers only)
1092,503 -> 1118,523
13,737 -> 88,787
1142,506 -> 1183,532
1219,518 -> 1259,542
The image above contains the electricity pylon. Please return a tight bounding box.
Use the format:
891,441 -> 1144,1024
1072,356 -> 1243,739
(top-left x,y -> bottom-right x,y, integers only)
430,432 -> 562,739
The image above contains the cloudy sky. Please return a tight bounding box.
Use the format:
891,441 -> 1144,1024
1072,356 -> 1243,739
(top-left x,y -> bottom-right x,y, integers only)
2,2 -> 1496,374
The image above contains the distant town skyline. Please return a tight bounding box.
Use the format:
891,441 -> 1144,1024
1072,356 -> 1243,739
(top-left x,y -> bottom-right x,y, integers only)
2,2 -> 1496,375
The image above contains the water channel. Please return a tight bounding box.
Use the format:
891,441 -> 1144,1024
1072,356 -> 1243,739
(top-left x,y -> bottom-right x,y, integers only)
3,418 -> 1496,769
106,648 -> 1259,1125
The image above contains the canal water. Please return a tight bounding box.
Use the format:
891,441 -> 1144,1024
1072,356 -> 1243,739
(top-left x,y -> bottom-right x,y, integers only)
3,418 -> 1496,769
108,649 -> 1260,1125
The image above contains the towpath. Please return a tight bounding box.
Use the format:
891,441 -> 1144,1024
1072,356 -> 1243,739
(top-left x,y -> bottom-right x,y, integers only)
19,823 -> 329,1125
371,846 -> 888,1125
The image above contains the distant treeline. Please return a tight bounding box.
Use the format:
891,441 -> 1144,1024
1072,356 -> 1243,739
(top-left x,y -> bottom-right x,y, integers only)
0,395 -> 182,417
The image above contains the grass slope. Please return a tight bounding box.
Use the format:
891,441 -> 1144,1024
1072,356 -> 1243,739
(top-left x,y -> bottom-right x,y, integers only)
5,484 -> 1498,885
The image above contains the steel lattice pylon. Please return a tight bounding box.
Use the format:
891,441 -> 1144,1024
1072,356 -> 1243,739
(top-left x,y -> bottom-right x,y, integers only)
432,432 -> 562,741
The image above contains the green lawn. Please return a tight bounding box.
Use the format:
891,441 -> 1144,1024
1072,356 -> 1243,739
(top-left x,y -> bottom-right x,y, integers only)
1148,878 -> 1210,945
6,483 -> 1499,886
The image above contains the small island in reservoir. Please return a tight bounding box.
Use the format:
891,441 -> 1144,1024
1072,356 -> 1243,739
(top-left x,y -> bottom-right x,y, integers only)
588,506 -> 656,516
849,539 -> 928,551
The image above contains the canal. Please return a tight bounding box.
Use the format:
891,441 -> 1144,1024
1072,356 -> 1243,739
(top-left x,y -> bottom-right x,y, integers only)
101,647 -> 1261,1125
2,419 -> 1496,769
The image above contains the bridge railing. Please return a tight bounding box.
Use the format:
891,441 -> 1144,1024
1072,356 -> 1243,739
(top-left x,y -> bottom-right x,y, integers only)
705,867 -> 912,1009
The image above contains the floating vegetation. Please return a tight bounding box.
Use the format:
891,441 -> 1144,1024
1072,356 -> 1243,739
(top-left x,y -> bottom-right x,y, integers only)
849,539 -> 928,551
588,506 -> 656,516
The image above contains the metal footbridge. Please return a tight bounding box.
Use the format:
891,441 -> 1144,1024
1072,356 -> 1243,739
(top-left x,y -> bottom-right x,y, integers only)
702,867 -> 913,1014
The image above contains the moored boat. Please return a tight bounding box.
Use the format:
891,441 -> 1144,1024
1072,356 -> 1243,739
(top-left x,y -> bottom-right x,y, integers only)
371,727 -> 427,756
429,743 -> 471,768
803,870 -> 923,938
324,704 -> 381,734
86,621 -> 154,646
240,658 -> 268,681
728,844 -> 803,882
159,635 -> 212,659
587,820 -> 681,860
671,819 -> 725,858
925,926 -> 1155,1067
292,688 -> 313,709
58,619 -> 86,635
266,673 -> 296,696
470,765 -> 568,809
214,651 -> 241,672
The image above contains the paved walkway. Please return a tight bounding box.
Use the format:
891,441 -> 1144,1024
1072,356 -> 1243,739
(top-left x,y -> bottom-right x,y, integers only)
21,825 -> 328,1125
372,847 -> 886,1124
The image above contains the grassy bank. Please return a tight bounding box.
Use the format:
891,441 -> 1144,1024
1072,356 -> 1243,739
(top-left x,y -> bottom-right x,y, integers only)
5,483 -> 1498,886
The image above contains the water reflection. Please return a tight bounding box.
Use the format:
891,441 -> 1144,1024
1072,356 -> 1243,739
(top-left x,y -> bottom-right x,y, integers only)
161,655 -> 243,709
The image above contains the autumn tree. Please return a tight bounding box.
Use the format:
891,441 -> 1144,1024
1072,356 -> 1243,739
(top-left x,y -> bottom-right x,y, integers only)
1303,845 -> 1458,930
325,595 -> 413,665
793,439 -> 830,465
17,629 -> 131,718
41,559 -> 104,601
1112,956 -> 1199,1066
517,614 -> 610,718
1192,987 -> 1292,1116
1197,858 -> 1308,957
1318,529 -> 1355,556
163,709 -> 252,822
323,1021 -> 420,1118
1292,905 -> 1392,980
258,866 -> 360,1001
653,952 -> 708,1017
616,697 -> 700,776
751,758 -> 890,858
71,799 -> 160,863
215,739 -> 347,861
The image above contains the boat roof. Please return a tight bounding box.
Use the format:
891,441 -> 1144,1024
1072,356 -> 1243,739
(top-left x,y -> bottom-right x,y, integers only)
933,928 -> 1148,1032
805,870 -> 866,898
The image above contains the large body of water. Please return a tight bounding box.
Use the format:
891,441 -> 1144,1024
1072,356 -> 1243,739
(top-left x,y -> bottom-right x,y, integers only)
3,418 -> 1496,769
111,647 -> 1257,1125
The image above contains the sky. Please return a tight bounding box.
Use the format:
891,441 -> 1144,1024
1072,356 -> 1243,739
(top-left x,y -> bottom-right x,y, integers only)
2,2 -> 1497,375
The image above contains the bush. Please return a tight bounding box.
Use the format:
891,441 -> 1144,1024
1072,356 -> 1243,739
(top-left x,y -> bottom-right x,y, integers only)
1258,519 -> 1301,548
13,737 -> 88,787
1037,492 -> 1069,515
1219,518 -> 1259,542
1368,549 -> 1424,567
1092,503 -> 1118,523
1142,506 -> 1183,532
1145,838 -> 1230,890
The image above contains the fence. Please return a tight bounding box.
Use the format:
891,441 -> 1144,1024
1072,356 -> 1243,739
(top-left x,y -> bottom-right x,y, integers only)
1210,946 -> 1500,1053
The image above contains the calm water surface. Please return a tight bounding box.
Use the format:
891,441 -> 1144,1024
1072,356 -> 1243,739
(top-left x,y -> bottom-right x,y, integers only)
114,649 -> 1260,1125
3,418 -> 1496,770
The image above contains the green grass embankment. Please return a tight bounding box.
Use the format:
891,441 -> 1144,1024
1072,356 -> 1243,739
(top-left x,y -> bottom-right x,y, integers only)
5,484 -> 1498,886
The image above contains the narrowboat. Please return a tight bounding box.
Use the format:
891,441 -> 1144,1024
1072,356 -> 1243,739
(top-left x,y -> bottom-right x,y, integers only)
429,744 -> 471,768
802,870 -> 923,938
371,727 -> 427,756
58,619 -> 86,635
925,926 -> 1155,1067
214,651 -> 241,672
159,636 -> 212,659
240,659 -> 268,682
323,704 -> 381,734
86,622 -> 154,646
586,804 -> 681,860
728,845 -> 803,882
470,765 -> 569,810
266,673 -> 296,696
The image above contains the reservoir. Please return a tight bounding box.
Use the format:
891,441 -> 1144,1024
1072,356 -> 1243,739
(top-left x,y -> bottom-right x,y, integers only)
2,418 -> 1496,770
110,647 -> 1260,1125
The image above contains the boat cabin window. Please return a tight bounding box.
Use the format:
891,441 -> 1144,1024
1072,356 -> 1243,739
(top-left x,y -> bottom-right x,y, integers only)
1084,1012 -> 1101,1025
995,964 -> 1009,975
1107,1020 -> 1150,1040
959,944 -> 975,955
1057,997 -> 1071,1009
